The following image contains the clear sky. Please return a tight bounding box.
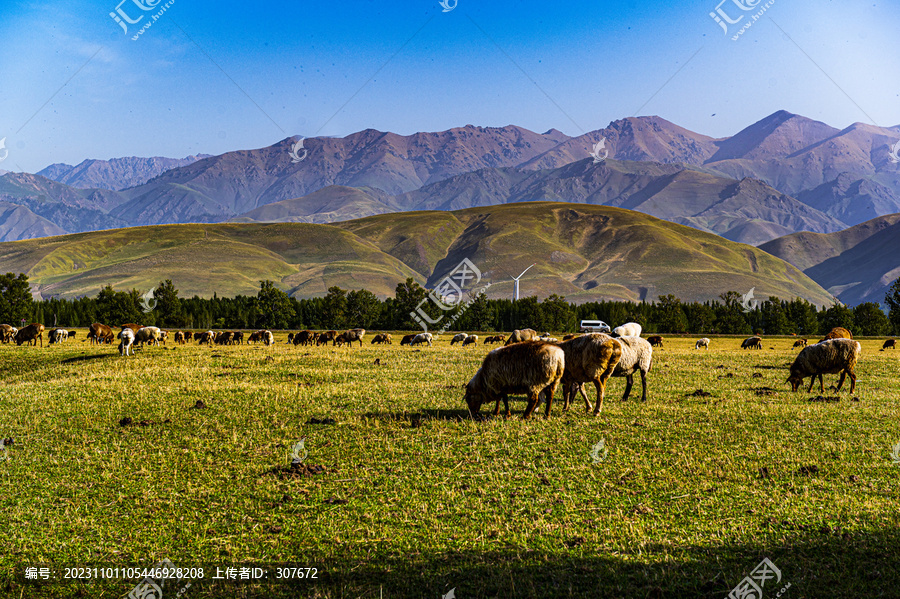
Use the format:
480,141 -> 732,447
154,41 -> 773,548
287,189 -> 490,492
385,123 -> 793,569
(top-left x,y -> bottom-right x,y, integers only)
1,0 -> 898,173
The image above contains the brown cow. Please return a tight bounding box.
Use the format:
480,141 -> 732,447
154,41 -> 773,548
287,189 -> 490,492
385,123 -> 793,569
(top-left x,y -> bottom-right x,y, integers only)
15,323 -> 45,347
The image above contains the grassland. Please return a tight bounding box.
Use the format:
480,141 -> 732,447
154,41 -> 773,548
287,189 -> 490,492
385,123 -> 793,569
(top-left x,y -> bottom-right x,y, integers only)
1,333 -> 899,598
0,203 -> 835,304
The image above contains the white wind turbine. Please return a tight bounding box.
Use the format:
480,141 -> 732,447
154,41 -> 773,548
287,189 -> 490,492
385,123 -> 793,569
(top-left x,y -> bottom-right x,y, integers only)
502,263 -> 536,301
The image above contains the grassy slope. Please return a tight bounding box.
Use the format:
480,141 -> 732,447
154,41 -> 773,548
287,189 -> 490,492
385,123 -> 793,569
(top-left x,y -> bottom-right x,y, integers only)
0,203 -> 833,304
1,334 -> 899,598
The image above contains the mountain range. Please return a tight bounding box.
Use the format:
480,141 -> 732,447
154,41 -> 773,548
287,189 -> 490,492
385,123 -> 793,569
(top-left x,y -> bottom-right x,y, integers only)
0,202 -> 833,305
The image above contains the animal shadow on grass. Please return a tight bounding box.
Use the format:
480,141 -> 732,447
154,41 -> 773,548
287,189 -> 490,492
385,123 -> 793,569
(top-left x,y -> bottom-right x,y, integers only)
361,409 -> 473,424
60,354 -> 115,364
251,529 -> 900,599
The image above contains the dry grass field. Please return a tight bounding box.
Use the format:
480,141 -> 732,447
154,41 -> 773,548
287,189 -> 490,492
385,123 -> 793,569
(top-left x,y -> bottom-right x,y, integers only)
1,331 -> 898,598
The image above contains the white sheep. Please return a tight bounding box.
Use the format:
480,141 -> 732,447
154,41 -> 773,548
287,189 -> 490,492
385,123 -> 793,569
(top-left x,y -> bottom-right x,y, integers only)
411,332 -> 433,346
695,338 -> 710,350
450,333 -> 468,346
612,322 -> 642,338
118,328 -> 135,356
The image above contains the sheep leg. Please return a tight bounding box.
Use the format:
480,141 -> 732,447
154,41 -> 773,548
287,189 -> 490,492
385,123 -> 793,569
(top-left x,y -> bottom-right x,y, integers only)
543,382 -> 558,419
639,369 -> 648,402
622,374 -> 634,402
848,370 -> 856,394
522,392 -> 540,420
578,383 -> 592,413
836,371 -> 847,392
590,380 -> 605,416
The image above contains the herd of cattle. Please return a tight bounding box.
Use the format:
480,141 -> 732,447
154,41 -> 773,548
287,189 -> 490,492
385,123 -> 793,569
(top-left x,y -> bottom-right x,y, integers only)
2,320 -> 892,417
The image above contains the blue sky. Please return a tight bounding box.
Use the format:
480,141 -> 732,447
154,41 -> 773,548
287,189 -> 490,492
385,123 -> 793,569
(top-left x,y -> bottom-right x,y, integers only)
1,0 -> 898,173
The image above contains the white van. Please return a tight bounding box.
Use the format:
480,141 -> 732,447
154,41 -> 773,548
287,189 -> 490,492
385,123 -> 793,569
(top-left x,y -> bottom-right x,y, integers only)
579,320 -> 611,333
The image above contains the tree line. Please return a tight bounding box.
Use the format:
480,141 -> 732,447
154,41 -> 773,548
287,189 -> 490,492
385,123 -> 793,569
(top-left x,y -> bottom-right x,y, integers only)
3,273 -> 900,336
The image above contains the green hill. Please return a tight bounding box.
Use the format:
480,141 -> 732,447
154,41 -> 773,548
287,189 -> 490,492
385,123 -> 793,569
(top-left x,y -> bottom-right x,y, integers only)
0,202 -> 833,304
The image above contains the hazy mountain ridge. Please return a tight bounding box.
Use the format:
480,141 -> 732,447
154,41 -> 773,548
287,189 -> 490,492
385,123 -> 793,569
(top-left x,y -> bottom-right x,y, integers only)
0,202 -> 833,307
38,154 -> 212,191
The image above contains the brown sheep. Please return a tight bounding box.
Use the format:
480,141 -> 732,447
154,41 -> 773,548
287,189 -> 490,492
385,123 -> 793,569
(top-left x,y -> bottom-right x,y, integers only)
215,331 -> 233,345
819,327 -> 852,343
246,331 -> 263,344
317,330 -> 338,346
400,334 -> 416,346
788,338 -> 861,394
88,323 -> 114,345
120,323 -> 143,333
505,328 -> 538,346
464,341 -> 565,419
232,331 -> 244,344
882,339 -> 895,350
68,330 -> 77,339
287,332 -> 295,344
647,335 -> 663,347
183,331 -> 194,342
0,324 -> 17,343
15,323 -> 45,347
293,330 -> 313,346
174,331 -> 185,344
371,333 -> 392,344
462,335 -> 479,346
741,336 -> 762,350
562,334 -> 579,341
557,333 -> 622,415
793,339 -> 808,348
198,331 -> 215,345
339,328 -> 365,347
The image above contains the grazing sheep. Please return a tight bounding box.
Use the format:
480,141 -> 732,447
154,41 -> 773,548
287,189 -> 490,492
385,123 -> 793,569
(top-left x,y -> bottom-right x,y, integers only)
612,322 -> 642,338
134,326 -> 162,347
262,330 -> 275,346
88,323 -> 114,345
483,335 -> 503,344
694,338 -> 710,350
793,339 -> 808,348
198,331 -> 215,345
571,335 -> 653,406
883,339 -> 896,350
464,340 -> 565,419
0,324 -> 17,343
463,335 -> 479,346
341,328 -> 365,347
317,330 -> 338,346
118,328 -> 135,356
647,335 -> 663,347
371,333 -> 392,345
788,338 -> 861,394
819,327 -> 852,343
400,334 -> 416,346
505,328 -> 538,345
215,331 -> 233,345
68,330 -> 77,339
741,336 -> 762,350
232,331 -> 244,345
557,333 -> 622,415
183,331 -> 194,342
411,332 -> 433,346
48,328 -> 68,344
14,323 -> 44,347
287,333 -> 295,344
174,331 -> 185,344
293,330 -> 313,346
450,333 -> 468,346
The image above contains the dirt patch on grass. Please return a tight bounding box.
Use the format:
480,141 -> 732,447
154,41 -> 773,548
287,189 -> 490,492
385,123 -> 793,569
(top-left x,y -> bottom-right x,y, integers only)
267,463 -> 331,480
